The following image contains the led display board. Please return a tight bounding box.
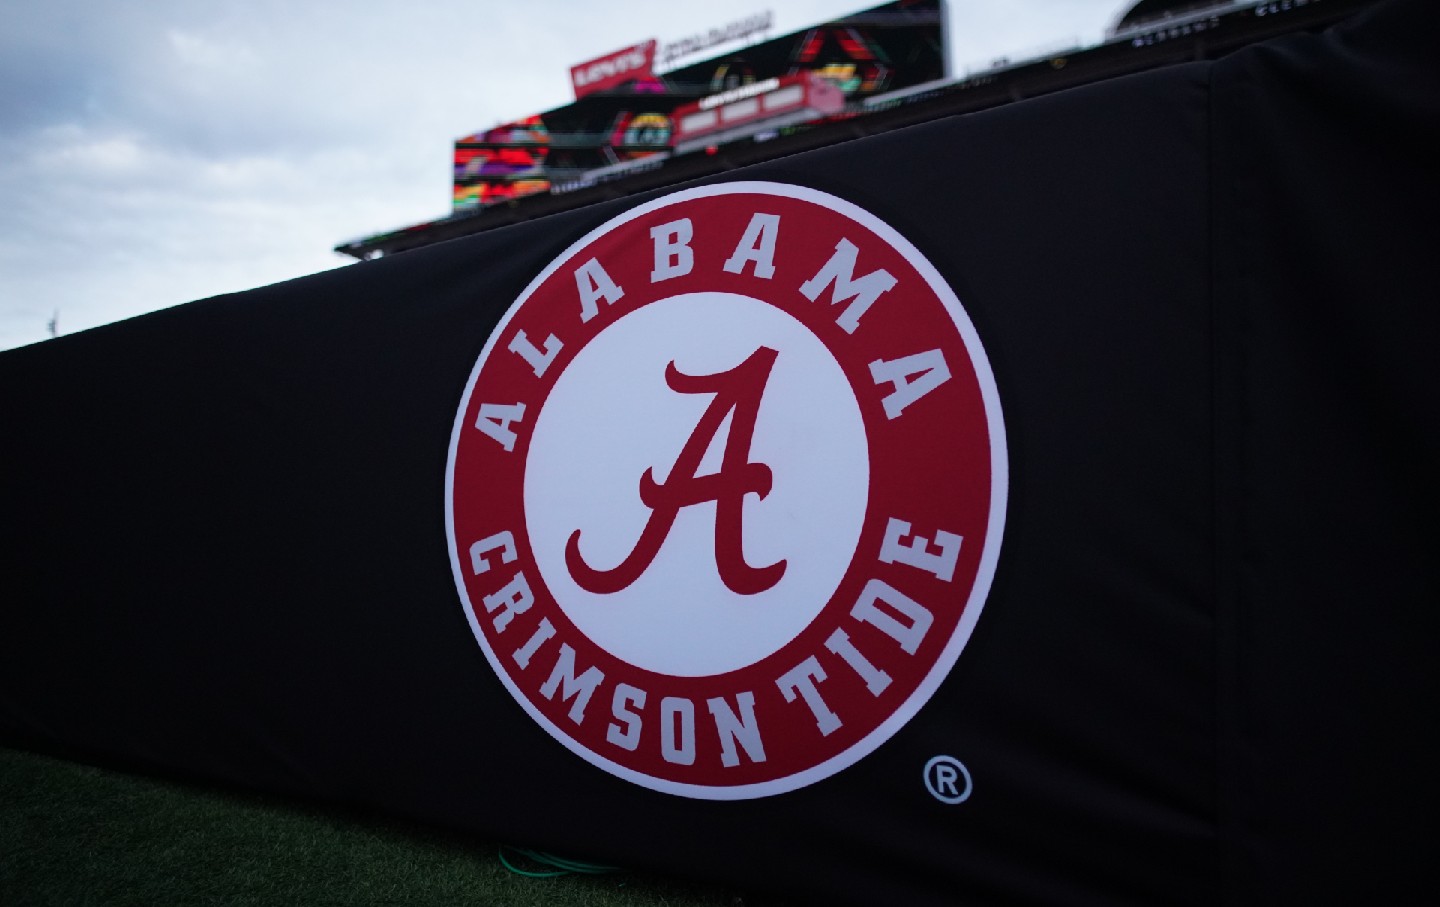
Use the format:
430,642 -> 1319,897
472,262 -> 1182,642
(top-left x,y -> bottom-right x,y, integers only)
452,0 -> 947,211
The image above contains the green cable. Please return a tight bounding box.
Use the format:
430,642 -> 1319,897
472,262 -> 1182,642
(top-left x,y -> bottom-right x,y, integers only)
498,844 -> 623,878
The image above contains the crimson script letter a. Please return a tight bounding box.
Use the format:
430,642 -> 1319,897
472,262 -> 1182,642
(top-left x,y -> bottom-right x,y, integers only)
566,346 -> 787,596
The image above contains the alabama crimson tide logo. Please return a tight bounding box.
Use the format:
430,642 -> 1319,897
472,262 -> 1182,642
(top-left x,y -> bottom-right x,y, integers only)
446,182 -> 1006,799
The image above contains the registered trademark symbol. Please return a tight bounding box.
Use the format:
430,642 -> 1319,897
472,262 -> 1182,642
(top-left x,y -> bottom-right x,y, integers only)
924,755 -> 972,804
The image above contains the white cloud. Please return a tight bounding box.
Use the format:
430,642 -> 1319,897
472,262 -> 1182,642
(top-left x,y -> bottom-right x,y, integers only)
0,0 -> 1124,352
167,28 -> 262,72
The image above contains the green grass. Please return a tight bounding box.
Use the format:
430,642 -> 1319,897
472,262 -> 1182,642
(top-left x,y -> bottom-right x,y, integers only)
0,746 -> 785,907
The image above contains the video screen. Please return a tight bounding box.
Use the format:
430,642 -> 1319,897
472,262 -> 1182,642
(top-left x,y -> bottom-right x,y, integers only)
453,0 -> 946,211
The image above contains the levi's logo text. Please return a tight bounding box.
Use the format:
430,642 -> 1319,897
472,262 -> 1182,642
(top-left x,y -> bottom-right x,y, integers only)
445,182 -> 1007,799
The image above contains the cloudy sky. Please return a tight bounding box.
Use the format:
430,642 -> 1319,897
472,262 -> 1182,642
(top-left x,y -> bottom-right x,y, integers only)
0,0 -> 1124,352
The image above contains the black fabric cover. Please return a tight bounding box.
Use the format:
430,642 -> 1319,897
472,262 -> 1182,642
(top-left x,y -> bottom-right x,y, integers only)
2,2 -> 1435,903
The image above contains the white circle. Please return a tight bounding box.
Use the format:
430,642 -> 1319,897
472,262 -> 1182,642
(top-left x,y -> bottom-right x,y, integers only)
524,292 -> 869,676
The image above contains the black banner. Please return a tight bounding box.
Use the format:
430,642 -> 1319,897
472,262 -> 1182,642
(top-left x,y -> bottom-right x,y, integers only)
2,2 -> 1435,903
